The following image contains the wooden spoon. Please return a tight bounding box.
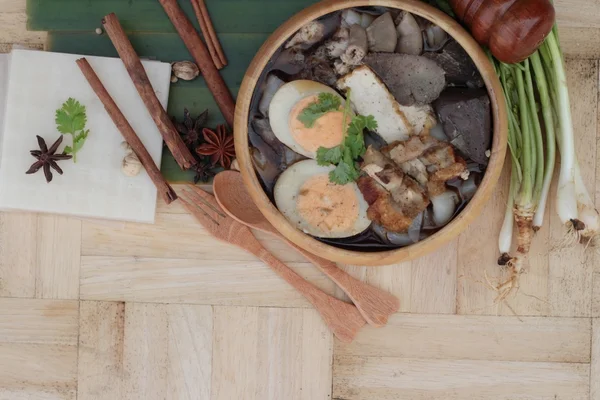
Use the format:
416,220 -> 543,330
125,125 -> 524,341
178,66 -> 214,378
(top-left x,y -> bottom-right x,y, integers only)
213,171 -> 400,327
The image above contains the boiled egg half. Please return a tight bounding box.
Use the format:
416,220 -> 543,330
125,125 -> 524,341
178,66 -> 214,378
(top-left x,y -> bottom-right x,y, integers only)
269,80 -> 348,159
274,160 -> 371,238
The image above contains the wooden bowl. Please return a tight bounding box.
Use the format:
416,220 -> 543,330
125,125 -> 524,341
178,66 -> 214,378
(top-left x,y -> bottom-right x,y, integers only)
234,0 -> 508,266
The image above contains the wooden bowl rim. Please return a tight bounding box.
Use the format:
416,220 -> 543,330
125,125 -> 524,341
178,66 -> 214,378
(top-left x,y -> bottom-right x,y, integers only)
234,0 -> 508,266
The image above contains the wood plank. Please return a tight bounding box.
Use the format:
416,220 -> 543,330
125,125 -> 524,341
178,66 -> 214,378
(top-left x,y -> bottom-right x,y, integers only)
35,215 -> 81,300
211,307 -> 259,400
81,213 -> 306,263
0,0 -> 26,13
592,318 -> 599,400
364,262 -> 412,313
555,0 -> 600,29
335,242 -> 456,314
78,301 -> 125,400
561,27 -> 600,60
0,298 -> 78,400
335,314 -> 591,363
333,355 -> 590,400
80,256 -> 335,307
0,212 -> 37,298
410,239 -> 457,314
595,61 -> 600,322
548,59 -> 598,318
0,298 -> 78,345
0,12 -> 45,45
79,302 -> 213,400
456,162 -> 511,315
165,305 -> 213,400
594,273 -> 600,318
122,303 -> 169,399
0,43 -> 43,53
301,309 -> 334,400
0,344 -> 78,400
212,306 -> 332,400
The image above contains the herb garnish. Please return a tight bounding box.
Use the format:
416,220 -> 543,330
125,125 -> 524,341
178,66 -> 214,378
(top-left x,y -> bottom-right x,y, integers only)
316,89 -> 378,185
55,98 -> 90,163
297,92 -> 342,128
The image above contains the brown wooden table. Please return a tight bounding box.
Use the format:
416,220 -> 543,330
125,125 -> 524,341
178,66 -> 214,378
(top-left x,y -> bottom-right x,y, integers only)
0,0 -> 599,398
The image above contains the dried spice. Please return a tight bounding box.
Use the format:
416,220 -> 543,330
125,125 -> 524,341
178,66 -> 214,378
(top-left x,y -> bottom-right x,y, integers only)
26,135 -> 72,183
121,142 -> 142,177
173,108 -> 208,148
196,125 -> 235,169
171,61 -> 200,81
191,159 -> 216,184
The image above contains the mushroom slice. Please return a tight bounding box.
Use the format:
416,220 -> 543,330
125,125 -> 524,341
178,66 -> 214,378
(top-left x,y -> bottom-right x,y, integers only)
340,24 -> 368,66
365,53 -> 446,106
342,9 -> 362,27
395,12 -> 423,55
258,74 -> 285,117
366,12 -> 397,52
285,21 -> 326,49
324,27 -> 350,58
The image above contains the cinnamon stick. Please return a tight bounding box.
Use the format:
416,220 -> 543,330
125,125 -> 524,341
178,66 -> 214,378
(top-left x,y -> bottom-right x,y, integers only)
158,0 -> 235,127
101,13 -> 197,171
191,0 -> 227,69
190,0 -> 221,69
76,58 -> 178,205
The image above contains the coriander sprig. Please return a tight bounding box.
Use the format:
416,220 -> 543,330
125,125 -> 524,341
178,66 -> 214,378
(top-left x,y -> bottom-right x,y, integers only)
315,89 -> 377,185
55,98 -> 90,163
297,92 -> 342,128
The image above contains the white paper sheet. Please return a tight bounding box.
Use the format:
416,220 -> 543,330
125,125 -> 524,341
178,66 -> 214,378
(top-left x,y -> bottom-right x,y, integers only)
0,49 -> 171,223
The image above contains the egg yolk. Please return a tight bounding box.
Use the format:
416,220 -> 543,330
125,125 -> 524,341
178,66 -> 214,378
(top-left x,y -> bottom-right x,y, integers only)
296,174 -> 359,233
289,95 -> 345,152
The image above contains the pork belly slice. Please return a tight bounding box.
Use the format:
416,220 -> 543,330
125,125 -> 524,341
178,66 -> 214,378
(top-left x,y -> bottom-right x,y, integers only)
383,135 -> 440,165
420,143 -> 470,181
362,146 -> 408,201
359,148 -> 430,232
337,65 -> 413,143
384,137 -> 469,183
358,176 -> 414,232
399,158 -> 428,186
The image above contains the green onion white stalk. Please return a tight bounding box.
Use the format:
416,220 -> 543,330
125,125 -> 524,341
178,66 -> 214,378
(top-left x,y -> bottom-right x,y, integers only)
492,26 -> 600,299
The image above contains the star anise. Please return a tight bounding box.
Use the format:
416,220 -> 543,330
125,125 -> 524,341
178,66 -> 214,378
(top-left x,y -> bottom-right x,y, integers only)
25,135 -> 72,183
195,125 -> 235,169
191,159 -> 216,184
173,108 -> 208,148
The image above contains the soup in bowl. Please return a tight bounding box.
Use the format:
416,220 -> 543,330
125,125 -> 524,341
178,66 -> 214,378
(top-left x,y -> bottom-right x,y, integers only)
234,0 -> 507,266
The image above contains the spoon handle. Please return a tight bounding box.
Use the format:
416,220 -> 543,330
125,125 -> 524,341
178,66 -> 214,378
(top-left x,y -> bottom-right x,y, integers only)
245,242 -> 366,343
291,244 -> 400,327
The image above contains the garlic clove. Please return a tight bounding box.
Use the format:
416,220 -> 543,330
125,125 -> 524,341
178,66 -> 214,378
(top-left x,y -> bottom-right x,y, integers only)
171,61 -> 200,81
122,153 -> 143,177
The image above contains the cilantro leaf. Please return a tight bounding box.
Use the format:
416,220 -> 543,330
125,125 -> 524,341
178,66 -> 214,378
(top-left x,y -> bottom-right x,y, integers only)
55,98 -> 89,163
72,130 -> 89,153
329,162 -> 360,185
297,92 -> 342,128
316,145 -> 343,166
55,98 -> 86,134
313,89 -> 378,185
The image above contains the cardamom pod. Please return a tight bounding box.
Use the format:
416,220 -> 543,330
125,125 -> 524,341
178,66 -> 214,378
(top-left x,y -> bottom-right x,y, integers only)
171,61 -> 200,81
